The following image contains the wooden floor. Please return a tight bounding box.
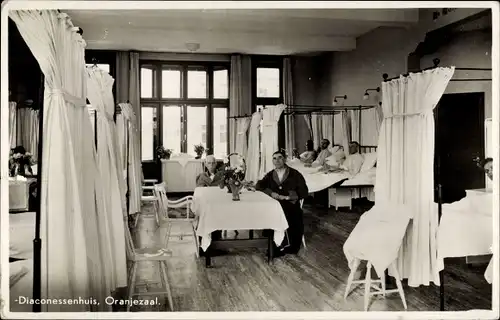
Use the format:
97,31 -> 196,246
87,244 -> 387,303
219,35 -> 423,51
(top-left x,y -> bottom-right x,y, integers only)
126,198 -> 492,312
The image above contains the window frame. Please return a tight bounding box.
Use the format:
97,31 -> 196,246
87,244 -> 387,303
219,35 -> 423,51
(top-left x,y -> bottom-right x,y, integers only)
252,57 -> 284,113
139,60 -> 230,160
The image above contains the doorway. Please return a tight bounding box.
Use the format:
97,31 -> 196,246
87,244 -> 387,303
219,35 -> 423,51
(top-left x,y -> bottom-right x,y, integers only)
434,92 -> 485,203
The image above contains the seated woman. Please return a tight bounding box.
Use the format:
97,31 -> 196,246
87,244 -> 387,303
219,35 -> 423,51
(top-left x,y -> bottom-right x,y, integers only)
299,140 -> 317,165
256,150 -> 309,256
196,155 -> 224,187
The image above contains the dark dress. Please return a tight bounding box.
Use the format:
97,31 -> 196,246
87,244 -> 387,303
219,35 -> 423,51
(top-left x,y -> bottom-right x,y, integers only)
256,165 -> 309,254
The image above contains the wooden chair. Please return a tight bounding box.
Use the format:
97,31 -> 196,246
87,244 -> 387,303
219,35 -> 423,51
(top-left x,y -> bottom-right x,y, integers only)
124,222 -> 174,312
154,183 -> 200,258
344,258 -> 407,311
283,199 -> 307,250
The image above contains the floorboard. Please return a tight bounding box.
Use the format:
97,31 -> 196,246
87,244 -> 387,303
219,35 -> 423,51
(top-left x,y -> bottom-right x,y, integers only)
124,198 -> 491,312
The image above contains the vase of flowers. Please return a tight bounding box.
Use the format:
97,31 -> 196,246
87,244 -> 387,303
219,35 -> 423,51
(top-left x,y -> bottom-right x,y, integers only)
194,144 -> 205,159
219,153 -> 255,201
9,148 -> 35,177
156,146 -> 173,160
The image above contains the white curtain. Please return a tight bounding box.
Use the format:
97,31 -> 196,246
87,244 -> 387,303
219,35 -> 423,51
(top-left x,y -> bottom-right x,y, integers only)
116,108 -> 128,181
229,55 -> 252,153
311,114 -> 322,150
119,102 -> 142,214
86,66 -> 128,294
302,114 -> 313,140
259,105 -> 286,178
376,67 -> 454,287
341,111 -> 351,155
245,111 -> 262,184
283,58 -> 295,153
235,117 -> 251,160
350,110 -> 360,144
321,114 -> 334,145
9,101 -> 17,148
333,113 -> 343,146
350,108 -> 383,146
10,10 -> 108,311
16,107 -> 39,159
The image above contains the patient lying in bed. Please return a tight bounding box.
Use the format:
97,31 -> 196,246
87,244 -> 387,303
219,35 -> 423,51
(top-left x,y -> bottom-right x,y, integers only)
320,142 -> 364,176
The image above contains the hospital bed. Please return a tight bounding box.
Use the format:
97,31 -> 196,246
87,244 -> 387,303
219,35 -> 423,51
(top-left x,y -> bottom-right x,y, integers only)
436,188 -> 493,309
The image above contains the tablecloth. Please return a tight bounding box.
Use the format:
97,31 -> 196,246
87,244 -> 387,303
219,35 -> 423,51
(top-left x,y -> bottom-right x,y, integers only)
193,187 -> 289,251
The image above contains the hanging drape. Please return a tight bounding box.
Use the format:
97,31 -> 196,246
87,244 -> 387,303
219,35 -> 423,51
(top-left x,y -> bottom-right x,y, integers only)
283,57 -> 295,153
302,114 -> 313,140
86,66 -> 128,294
341,111 -> 351,155
311,114 -> 322,149
245,111 -> 262,184
16,107 -> 39,159
349,110 -> 360,144
361,108 -> 383,146
259,105 -> 286,178
9,101 -> 17,148
10,9 -> 109,311
229,54 -> 252,153
333,113 -> 343,146
376,67 -> 454,287
321,114 -> 334,145
119,102 -> 142,214
116,109 -> 128,181
129,52 -> 141,134
235,117 -> 252,160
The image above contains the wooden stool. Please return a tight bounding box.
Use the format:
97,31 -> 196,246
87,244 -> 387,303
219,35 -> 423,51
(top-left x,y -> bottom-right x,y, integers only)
344,258 -> 407,311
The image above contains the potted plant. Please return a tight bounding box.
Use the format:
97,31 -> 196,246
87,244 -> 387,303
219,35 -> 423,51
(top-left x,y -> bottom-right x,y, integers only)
156,146 -> 173,160
194,144 -> 205,159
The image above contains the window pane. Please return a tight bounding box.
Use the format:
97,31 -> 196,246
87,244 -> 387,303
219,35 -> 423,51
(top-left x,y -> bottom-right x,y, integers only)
213,68 -> 228,99
141,67 -> 154,98
188,70 -> 207,99
86,63 -> 110,73
257,68 -> 280,98
187,106 -> 207,156
141,107 -> 155,161
213,108 -> 228,159
162,105 -> 182,155
162,68 -> 181,98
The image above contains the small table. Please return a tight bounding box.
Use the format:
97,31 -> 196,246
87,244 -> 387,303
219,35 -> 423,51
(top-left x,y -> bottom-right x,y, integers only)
193,187 -> 289,267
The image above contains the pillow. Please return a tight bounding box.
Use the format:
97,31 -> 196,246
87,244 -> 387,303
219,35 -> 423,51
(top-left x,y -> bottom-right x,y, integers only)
333,149 -> 346,163
324,154 -> 339,167
10,260 -> 30,288
360,152 -> 377,172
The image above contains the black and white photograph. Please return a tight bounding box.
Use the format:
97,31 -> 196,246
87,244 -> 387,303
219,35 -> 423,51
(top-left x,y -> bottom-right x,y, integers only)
1,1 -> 498,319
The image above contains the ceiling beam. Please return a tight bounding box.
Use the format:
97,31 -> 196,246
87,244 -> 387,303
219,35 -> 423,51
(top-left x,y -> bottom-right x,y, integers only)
82,27 -> 357,54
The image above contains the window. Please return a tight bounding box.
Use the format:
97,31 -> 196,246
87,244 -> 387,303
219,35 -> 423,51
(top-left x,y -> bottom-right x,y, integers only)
213,107 -> 228,159
256,67 -> 280,98
140,62 -> 230,161
141,107 -> 156,161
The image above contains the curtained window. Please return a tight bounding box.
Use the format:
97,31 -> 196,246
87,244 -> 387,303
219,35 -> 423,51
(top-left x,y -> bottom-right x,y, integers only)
139,61 -> 230,161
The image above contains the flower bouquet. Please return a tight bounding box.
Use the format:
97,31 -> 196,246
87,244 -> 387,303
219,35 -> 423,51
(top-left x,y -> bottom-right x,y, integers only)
219,153 -> 255,201
156,146 -> 173,160
194,144 -> 205,159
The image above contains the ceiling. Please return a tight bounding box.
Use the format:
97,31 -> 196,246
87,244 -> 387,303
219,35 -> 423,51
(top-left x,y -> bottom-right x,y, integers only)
66,9 -> 419,55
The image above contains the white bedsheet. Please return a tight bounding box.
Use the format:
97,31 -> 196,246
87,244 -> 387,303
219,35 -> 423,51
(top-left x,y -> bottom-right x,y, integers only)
287,159 -> 349,193
436,192 -> 493,272
343,204 -> 413,276
9,259 -> 34,312
341,167 -> 376,186
9,212 -> 36,259
484,256 -> 493,284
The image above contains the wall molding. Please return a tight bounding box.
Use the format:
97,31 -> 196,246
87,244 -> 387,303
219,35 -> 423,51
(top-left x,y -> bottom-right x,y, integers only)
139,51 -> 230,62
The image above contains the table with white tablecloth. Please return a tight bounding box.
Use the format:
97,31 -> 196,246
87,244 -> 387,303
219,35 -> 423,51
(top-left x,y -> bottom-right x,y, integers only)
9,177 -> 37,212
193,187 -> 289,266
